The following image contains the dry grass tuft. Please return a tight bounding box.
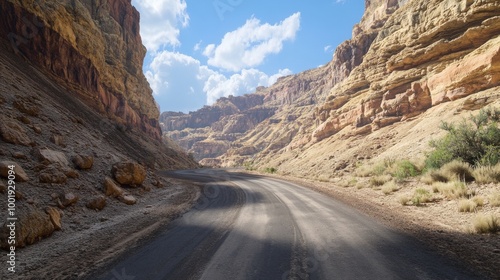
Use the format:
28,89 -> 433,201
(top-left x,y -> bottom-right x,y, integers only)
399,196 -> 410,206
472,196 -> 484,207
411,188 -> 433,206
432,181 -> 468,199
472,214 -> 500,234
473,164 -> 500,184
489,192 -> 500,207
458,199 -> 477,212
421,170 -> 449,184
441,160 -> 474,182
370,175 -> 392,187
381,181 -> 399,195
338,177 -> 359,188
355,158 -> 395,177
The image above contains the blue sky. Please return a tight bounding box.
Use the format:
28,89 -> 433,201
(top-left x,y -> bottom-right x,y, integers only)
131,0 -> 364,113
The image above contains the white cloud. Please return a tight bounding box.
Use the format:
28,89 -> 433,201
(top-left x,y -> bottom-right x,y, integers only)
145,51 -> 292,112
324,45 -> 333,53
203,12 -> 301,72
204,68 -> 292,104
145,51 -> 208,112
132,0 -> 189,51
193,40 -> 202,51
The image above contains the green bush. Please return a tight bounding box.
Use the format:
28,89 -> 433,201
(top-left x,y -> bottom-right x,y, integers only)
392,160 -> 420,181
264,167 -> 277,174
425,108 -> 500,169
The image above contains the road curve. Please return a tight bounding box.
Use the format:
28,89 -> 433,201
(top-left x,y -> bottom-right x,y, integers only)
90,169 -> 484,280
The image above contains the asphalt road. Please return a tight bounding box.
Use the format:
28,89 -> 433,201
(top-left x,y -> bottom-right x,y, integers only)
91,169 -> 484,280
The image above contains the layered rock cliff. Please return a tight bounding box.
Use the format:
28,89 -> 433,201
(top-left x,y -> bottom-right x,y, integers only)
0,0 -> 198,254
163,0 -> 500,177
0,0 -> 161,138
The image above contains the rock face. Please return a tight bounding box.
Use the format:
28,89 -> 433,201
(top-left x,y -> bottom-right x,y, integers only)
0,0 -> 199,251
312,0 -> 500,142
0,0 -> 161,139
164,0 -> 500,178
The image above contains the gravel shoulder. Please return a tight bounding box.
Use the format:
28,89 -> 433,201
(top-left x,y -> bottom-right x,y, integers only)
262,171 -> 500,279
4,179 -> 199,280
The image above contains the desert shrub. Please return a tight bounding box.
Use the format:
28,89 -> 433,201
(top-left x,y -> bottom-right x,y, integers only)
458,199 -> 477,212
381,181 -> 399,195
356,158 -> 395,177
264,167 -> 277,174
421,170 -> 448,185
370,175 -> 391,187
399,196 -> 410,205
243,162 -> 256,171
490,192 -> 500,207
440,160 -> 474,182
472,214 -> 500,234
425,108 -> 500,169
355,165 -> 373,177
433,181 -> 468,199
412,188 -> 433,206
390,160 -> 420,181
472,196 -> 484,207
473,164 -> 500,184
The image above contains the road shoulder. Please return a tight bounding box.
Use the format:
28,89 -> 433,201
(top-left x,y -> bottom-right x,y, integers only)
253,170 -> 499,279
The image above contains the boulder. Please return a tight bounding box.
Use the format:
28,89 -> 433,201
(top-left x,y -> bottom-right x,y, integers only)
86,195 -> 106,211
72,154 -> 94,170
103,176 -> 124,198
35,148 -> 69,167
59,192 -> 79,208
45,207 -> 62,230
63,168 -> 80,179
0,118 -> 31,146
39,166 -> 67,184
32,125 -> 42,134
111,162 -> 146,186
0,205 -> 55,249
12,152 -> 27,159
13,98 -> 40,116
119,195 -> 137,205
0,161 -> 29,182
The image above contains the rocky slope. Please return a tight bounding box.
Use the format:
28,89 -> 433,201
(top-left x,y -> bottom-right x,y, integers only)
0,0 -> 197,255
163,0 -> 500,177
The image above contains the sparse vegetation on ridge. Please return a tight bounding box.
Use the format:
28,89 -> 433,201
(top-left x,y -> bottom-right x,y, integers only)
341,108 -> 500,234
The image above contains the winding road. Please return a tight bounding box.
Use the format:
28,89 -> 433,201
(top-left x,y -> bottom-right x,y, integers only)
92,169 -> 483,280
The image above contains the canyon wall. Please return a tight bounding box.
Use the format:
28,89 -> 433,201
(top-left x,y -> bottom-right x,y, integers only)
0,0 -> 161,138
162,0 -> 500,176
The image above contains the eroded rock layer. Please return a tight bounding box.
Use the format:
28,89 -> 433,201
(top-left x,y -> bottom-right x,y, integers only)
0,0 -> 160,138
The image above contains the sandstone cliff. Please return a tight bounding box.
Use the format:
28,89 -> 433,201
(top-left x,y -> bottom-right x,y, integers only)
0,0 -> 198,253
0,0 -> 161,138
164,0 -> 500,177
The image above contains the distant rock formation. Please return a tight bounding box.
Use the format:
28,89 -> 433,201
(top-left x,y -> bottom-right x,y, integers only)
0,0 -> 161,138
